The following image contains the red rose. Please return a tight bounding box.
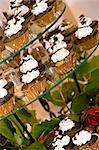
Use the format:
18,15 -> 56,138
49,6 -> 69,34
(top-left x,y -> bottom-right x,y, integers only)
83,106 -> 99,126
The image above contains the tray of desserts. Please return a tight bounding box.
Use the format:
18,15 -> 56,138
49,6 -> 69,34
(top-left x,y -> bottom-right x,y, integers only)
0,0 -> 98,120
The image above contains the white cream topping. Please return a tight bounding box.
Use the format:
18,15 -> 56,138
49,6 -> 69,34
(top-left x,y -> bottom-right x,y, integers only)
5,16 -> 25,37
15,0 -> 23,5
20,55 -> 40,84
0,79 -> 7,88
59,117 -> 75,133
11,5 -> 29,16
75,26 -> 93,39
32,0 -> 48,16
72,130 -> 92,146
9,0 -> 29,16
10,0 -> 23,6
44,33 -> 67,55
75,15 -> 93,39
79,16 -> 92,27
10,0 -> 15,2
20,58 -> 38,73
0,88 -> 8,99
22,70 -> 40,83
6,0 -> 29,37
51,48 -> 69,63
54,147 -> 65,150
53,135 -> 70,150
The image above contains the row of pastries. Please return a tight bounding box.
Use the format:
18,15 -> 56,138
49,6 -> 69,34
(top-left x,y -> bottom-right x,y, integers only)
0,0 -> 98,116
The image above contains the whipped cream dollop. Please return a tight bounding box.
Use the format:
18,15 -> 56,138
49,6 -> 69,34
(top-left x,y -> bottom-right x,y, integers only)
59,117 -> 75,133
20,56 -> 38,73
75,27 -> 93,39
5,0 -> 29,36
75,15 -> 93,39
51,48 -> 69,63
10,0 -> 23,7
72,130 -> 92,146
53,135 -> 70,150
32,0 -> 48,16
9,0 -> 29,15
0,79 -> 7,88
5,16 -> 25,37
10,0 -> 22,3
20,55 -> 40,84
0,79 -> 8,99
78,15 -> 92,27
44,33 -> 67,53
0,88 -> 8,99
10,0 -> 16,2
10,5 -> 29,16
44,33 -> 69,63
22,70 -> 40,84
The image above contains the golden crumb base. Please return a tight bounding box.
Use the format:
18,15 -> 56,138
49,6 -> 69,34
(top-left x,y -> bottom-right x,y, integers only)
0,97 -> 15,116
0,43 -> 5,52
22,79 -> 46,110
55,51 -> 76,75
75,33 -> 98,51
4,30 -> 29,52
73,141 -> 99,150
29,0 -> 63,30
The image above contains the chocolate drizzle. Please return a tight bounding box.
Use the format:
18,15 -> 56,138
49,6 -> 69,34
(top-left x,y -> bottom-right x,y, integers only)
0,82 -> 14,106
79,14 -> 87,25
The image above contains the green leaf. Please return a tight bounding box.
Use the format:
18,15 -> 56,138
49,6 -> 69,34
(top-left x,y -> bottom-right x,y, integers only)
0,119 -> 15,144
43,92 -> 65,106
84,69 -> 99,96
32,118 -> 60,139
8,115 -> 24,139
96,94 -> 99,105
77,62 -> 89,75
14,99 -> 38,126
14,133 -> 22,146
61,82 -> 78,101
43,81 -> 78,106
71,93 -> 90,114
88,55 -> 99,73
26,142 -> 46,150
67,113 -> 80,122
77,56 -> 99,76
16,109 -> 38,126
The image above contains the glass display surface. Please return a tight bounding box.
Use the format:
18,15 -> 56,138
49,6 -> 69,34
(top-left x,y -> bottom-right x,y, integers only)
0,43 -> 98,121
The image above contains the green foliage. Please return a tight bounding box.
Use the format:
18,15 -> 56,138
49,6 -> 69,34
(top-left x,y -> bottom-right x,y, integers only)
32,118 -> 60,139
77,55 -> 99,76
43,91 -> 65,106
71,93 -> 90,114
67,113 -> 80,122
0,49 -> 98,149
0,119 -> 16,144
0,107 -> 38,148
43,81 -> 77,106
16,109 -> 38,126
8,115 -> 24,139
71,55 -> 99,114
14,133 -> 22,146
84,69 -> 99,96
26,142 -> 46,150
